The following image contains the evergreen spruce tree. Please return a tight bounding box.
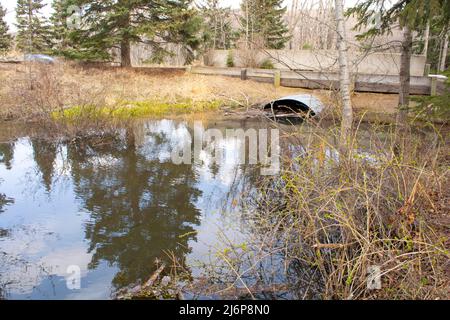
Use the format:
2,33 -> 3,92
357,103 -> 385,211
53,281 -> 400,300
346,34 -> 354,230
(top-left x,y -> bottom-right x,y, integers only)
0,4 -> 12,54
240,0 -> 290,49
67,0 -> 203,67
50,0 -> 71,54
166,0 -> 205,65
15,0 -> 50,53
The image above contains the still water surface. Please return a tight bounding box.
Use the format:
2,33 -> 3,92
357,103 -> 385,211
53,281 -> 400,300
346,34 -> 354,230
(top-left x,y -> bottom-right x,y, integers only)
0,118 -> 277,299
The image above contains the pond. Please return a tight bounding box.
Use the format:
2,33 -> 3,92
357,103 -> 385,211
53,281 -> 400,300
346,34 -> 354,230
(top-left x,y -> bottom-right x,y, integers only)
0,118 -> 285,299
2,117 -> 433,300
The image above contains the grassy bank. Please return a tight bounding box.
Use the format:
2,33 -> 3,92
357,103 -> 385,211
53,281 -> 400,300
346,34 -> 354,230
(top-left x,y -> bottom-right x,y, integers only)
0,62 -> 287,122
51,99 -> 224,121
0,62 -> 405,124
186,122 -> 449,300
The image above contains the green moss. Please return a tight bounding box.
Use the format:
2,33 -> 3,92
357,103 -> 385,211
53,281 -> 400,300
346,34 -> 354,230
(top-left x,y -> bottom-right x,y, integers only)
51,105 -> 109,121
51,99 -> 224,121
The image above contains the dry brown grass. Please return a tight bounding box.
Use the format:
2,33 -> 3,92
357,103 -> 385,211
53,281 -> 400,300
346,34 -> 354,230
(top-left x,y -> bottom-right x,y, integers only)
0,62 -> 401,122
191,122 -> 449,300
352,92 -> 398,114
0,62 -> 294,117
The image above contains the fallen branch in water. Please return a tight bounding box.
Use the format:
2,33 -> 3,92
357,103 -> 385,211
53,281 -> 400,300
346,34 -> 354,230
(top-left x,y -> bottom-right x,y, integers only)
142,263 -> 166,290
115,263 -> 166,299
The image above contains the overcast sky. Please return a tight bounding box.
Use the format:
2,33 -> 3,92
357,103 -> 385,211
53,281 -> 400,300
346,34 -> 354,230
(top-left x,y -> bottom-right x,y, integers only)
1,0 -> 361,32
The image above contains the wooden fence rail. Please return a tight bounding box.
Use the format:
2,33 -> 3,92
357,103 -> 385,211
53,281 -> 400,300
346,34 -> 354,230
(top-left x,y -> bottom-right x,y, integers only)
189,66 -> 446,96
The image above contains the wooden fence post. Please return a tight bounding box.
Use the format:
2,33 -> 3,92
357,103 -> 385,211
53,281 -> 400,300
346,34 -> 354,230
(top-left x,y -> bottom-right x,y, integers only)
241,68 -> 247,80
424,64 -> 431,76
274,70 -> 281,87
431,77 -> 437,96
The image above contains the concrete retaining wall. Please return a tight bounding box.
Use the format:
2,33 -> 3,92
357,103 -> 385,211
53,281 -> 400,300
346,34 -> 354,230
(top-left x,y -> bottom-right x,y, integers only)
207,50 -> 427,77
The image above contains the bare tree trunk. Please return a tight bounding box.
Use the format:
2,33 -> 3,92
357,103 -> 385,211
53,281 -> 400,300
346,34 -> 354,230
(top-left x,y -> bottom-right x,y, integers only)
397,27 -> 412,124
28,0 -> 34,90
334,0 -> 353,147
439,32 -> 448,71
28,0 -> 33,53
245,1 -> 249,47
121,39 -> 131,67
213,15 -> 217,49
119,2 -> 132,68
423,21 -> 430,57
395,27 -> 412,153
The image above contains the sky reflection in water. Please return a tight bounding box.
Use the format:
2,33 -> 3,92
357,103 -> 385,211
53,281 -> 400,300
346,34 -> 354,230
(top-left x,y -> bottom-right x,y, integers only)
0,119 -> 269,299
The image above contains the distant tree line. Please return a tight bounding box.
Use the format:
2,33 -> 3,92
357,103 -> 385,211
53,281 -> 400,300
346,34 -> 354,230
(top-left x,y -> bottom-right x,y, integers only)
0,3 -> 12,53
0,0 -> 291,65
0,0 -> 448,72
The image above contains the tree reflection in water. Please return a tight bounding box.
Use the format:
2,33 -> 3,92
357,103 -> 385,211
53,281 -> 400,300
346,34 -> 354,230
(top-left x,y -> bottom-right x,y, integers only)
67,124 -> 202,290
31,139 -> 58,193
0,119 -> 266,298
0,141 -> 15,170
0,141 -> 16,299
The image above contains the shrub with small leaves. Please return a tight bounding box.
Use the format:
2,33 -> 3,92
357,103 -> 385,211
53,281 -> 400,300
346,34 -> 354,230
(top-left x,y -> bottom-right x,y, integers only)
226,50 -> 234,67
259,59 -> 274,69
412,70 -> 450,123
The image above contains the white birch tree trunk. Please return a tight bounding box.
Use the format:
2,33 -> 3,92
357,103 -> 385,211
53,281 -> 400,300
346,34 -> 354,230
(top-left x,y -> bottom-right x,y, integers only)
439,32 -> 449,71
334,0 -> 353,147
423,22 -> 430,57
